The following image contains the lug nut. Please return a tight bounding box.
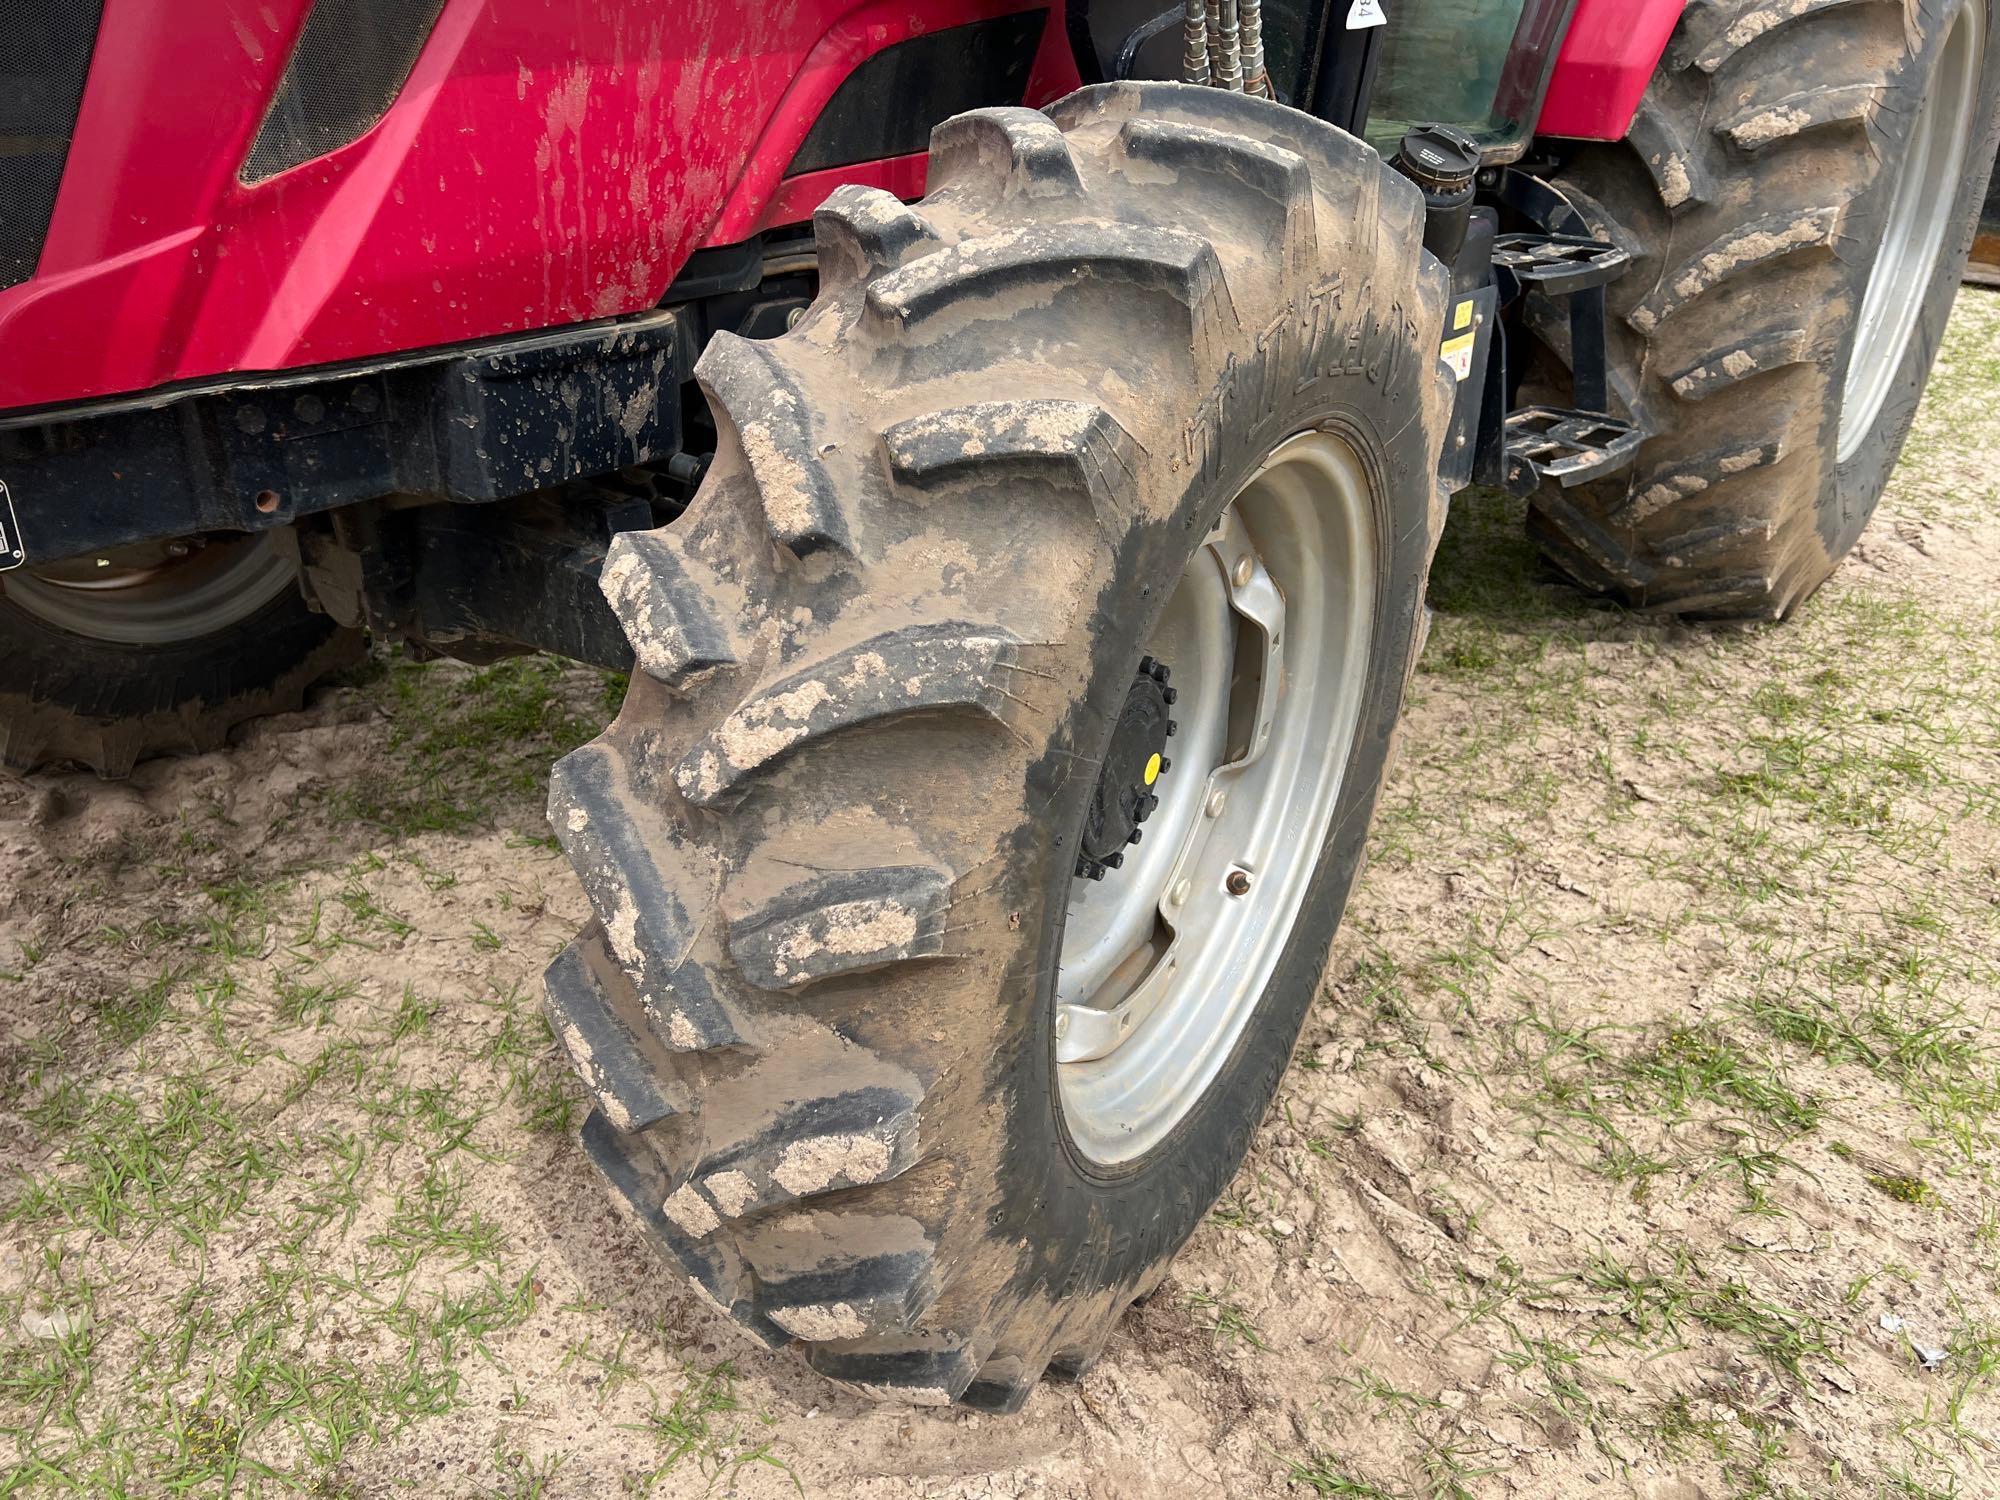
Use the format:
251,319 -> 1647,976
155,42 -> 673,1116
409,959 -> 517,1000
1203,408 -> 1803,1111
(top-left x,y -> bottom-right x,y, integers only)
1127,827 -> 1143,845
1225,869 -> 1252,897
1162,686 -> 1178,705
1104,851 -> 1124,870
1158,757 -> 1171,775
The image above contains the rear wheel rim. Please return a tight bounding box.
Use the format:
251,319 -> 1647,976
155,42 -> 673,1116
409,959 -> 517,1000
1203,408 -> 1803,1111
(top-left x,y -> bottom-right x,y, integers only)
1,534 -> 298,646
1840,2 -> 1985,463
1055,429 -> 1377,1167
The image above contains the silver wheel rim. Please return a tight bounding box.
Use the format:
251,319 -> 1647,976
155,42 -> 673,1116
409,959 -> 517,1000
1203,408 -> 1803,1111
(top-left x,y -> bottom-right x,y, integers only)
1839,3 -> 1985,462
0,533 -> 298,646
1056,430 -> 1377,1166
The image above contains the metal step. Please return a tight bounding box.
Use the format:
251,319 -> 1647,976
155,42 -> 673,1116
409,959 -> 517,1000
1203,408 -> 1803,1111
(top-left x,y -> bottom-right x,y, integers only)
1493,233 -> 1631,296
1503,406 -> 1643,494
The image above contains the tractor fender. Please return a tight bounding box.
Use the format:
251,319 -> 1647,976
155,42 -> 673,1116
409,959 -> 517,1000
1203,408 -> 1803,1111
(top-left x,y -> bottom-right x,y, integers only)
1535,0 -> 1685,141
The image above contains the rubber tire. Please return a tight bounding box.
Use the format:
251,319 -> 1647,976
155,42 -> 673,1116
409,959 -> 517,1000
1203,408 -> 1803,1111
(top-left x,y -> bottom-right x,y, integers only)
544,82 -> 1453,1411
1527,0 -> 2000,619
0,577 -> 361,776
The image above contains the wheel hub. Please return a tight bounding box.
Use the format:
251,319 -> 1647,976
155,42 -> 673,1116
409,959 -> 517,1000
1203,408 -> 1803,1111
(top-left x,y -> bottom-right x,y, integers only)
0,532 -> 299,645
1054,429 -> 1378,1165
1076,657 -> 1178,881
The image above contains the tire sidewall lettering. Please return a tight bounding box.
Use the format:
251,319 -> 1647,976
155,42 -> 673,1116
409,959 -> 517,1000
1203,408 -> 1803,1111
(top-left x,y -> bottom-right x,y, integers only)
1177,275 -> 1421,488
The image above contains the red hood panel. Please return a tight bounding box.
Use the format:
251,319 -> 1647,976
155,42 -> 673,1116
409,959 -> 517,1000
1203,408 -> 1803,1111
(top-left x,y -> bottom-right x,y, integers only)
1,0 -> 1074,412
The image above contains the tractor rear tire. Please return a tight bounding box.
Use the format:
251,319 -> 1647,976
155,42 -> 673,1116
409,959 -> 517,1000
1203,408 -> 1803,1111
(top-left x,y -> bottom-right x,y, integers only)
544,82 -> 1453,1410
1528,0 -> 2000,618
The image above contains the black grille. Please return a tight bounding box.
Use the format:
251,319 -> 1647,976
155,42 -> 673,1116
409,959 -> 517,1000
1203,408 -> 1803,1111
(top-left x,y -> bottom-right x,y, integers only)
0,0 -> 104,291
241,0 -> 447,183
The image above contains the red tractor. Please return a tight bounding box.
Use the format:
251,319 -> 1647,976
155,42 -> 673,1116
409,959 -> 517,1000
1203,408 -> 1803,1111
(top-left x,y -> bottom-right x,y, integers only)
4,0 -> 1995,1411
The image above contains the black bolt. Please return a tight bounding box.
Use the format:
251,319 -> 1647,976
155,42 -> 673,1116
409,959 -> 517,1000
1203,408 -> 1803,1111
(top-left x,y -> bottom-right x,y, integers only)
1151,662 -> 1171,684
1165,720 -> 1178,737
1104,852 -> 1124,870
1162,686 -> 1178,705
1128,827 -> 1143,845
1137,654 -> 1156,676
1158,757 -> 1171,775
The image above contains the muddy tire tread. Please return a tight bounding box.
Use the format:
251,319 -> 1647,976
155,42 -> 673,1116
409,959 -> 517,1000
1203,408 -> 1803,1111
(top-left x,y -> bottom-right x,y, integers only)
549,83 -> 1451,1407
1528,0 -> 1939,618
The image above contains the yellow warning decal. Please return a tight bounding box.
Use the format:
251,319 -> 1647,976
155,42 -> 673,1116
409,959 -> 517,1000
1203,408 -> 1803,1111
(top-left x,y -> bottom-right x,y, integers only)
1441,332 -> 1476,383
1454,299 -> 1475,331
1144,753 -> 1163,786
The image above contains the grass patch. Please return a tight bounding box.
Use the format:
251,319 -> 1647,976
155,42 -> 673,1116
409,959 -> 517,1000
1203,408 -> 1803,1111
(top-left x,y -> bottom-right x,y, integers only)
318,653 -> 610,838
622,1362 -> 793,1493
1184,1287 -> 1269,1351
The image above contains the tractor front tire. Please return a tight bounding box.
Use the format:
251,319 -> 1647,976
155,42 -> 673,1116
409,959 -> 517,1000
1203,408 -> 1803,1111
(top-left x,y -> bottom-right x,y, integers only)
1530,0 -> 2000,618
545,82 -> 1453,1410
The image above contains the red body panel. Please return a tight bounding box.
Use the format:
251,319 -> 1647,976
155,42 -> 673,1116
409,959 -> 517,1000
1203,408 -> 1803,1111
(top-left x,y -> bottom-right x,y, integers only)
1,0 -> 1074,413
1535,0 -> 1684,141
707,1 -> 1077,244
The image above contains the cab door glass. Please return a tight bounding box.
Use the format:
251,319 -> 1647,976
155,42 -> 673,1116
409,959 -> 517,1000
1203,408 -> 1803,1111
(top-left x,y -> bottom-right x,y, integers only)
1367,0 -> 1565,156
